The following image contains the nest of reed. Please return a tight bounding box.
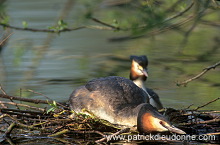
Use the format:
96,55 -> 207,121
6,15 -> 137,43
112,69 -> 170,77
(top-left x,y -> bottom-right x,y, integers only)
0,93 -> 219,144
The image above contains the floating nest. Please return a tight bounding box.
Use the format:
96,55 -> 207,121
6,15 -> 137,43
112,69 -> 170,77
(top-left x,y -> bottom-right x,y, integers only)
0,93 -> 219,144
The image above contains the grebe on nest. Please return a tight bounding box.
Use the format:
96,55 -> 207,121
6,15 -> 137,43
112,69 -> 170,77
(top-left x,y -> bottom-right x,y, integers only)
69,76 -> 185,134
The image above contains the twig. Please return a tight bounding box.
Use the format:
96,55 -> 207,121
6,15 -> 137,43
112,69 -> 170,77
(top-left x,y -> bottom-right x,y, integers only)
109,15 -> 195,42
0,114 -> 7,119
25,89 -> 53,101
25,89 -> 68,109
48,129 -> 69,137
185,104 -> 194,109
3,137 -> 15,145
181,110 -> 220,117
0,101 -> 45,111
201,20 -> 220,28
0,93 -> 55,105
194,97 -> 220,111
1,108 -> 44,115
0,84 -> 7,95
0,22 -> 118,33
130,2 -> 194,31
95,128 -> 130,143
0,85 -> 20,109
53,138 -> 71,144
49,129 -> 106,138
0,32 -> 13,46
4,122 -> 16,137
200,110 -> 220,113
0,108 -> 46,118
71,130 -> 105,137
2,114 -> 49,132
179,118 -> 220,126
164,2 -> 194,23
177,61 -> 220,86
41,119 -> 72,127
1,114 -> 20,122
91,17 -> 120,30
0,23 -> 85,33
16,122 -> 49,132
0,2 -> 194,35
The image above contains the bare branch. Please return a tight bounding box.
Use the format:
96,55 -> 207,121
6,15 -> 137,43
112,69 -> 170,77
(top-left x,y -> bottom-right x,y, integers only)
179,118 -> 220,126
109,15 -> 195,41
95,128 -> 130,143
164,2 -> 194,22
0,101 -> 45,111
4,122 -> 16,137
91,17 -> 121,30
194,97 -> 220,111
0,23 -> 85,33
0,32 -> 13,46
24,89 -> 68,109
25,89 -> 53,101
0,85 -> 8,108
0,2 -> 195,35
177,61 -> 220,86
201,20 -> 220,28
0,84 -> 7,95
0,93 -> 52,105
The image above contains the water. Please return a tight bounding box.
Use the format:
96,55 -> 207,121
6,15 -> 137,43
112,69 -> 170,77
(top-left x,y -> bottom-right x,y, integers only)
0,0 -> 220,111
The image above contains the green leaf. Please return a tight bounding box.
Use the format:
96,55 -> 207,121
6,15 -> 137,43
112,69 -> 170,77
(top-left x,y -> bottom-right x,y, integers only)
1,16 -> 9,25
47,107 -> 55,114
52,100 -> 57,107
22,21 -> 28,28
57,20 -> 67,30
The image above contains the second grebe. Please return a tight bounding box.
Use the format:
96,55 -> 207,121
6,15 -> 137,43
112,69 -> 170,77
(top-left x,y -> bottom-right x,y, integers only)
130,55 -> 163,110
69,76 -> 185,134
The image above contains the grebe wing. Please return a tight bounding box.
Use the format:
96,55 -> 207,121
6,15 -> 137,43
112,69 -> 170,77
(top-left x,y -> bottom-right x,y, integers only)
146,88 -> 163,110
69,86 -> 110,112
85,76 -> 147,105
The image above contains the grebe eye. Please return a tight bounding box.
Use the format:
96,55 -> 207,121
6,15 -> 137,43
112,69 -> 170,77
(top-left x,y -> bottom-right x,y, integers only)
138,66 -> 143,70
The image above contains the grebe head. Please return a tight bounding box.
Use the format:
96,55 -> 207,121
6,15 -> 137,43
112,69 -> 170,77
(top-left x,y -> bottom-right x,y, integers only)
137,104 -> 186,134
130,55 -> 148,81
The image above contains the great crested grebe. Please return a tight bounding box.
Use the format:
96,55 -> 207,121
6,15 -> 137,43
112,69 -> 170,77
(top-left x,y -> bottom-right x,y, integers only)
69,76 -> 185,134
130,55 -> 163,110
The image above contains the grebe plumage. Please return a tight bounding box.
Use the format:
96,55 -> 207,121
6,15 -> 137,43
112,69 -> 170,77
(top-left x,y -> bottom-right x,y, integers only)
69,76 -> 185,134
130,55 -> 163,110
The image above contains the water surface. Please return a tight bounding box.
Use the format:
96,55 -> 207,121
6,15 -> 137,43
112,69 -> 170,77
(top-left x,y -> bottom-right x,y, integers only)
0,0 -> 219,111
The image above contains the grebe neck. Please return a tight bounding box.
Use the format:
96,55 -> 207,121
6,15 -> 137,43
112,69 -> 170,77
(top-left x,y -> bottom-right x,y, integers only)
133,78 -> 145,91
133,78 -> 152,101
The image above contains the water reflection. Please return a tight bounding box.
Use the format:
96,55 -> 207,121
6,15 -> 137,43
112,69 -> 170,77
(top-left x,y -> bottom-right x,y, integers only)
0,0 -> 219,111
